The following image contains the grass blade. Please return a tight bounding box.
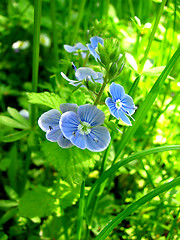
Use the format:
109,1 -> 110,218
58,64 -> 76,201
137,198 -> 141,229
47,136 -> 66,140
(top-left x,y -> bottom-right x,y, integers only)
113,47 -> 180,164
87,145 -> 180,210
95,176 -> 180,240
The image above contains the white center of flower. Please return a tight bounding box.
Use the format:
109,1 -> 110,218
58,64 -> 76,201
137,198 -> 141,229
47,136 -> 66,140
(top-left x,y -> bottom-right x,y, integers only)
116,99 -> 122,109
78,121 -> 91,135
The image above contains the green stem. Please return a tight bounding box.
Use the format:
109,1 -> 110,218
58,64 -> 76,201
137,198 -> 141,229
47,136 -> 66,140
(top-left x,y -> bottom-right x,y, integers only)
139,0 -> 167,73
77,180 -> 85,240
71,0 -> 87,44
94,76 -> 108,105
50,0 -> 59,69
30,0 -> 42,128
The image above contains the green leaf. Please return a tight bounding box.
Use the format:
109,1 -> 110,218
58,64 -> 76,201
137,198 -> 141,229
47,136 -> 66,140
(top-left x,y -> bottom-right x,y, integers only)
19,186 -> 55,218
0,130 -> 29,142
142,66 -> 165,76
95,176 -> 180,240
0,200 -> 18,209
56,180 -> 81,209
0,116 -> 29,129
125,52 -> 138,71
7,107 -> 29,128
41,141 -> 98,184
114,47 -> 180,162
27,92 -> 62,109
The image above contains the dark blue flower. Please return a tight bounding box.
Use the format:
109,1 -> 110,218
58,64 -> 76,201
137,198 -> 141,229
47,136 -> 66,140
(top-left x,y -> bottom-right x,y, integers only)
105,82 -> 137,125
64,42 -> 88,58
61,67 -> 103,86
87,36 -> 104,61
38,103 -> 78,148
60,104 -> 111,152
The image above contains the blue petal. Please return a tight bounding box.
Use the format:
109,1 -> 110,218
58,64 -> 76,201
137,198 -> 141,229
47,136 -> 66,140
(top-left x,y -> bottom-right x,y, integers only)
69,131 -> 87,150
116,109 -> 132,125
121,94 -> 137,115
86,126 -> 111,152
105,97 -> 132,125
46,126 -> 62,142
87,43 -> 100,61
64,44 -> 77,53
95,72 -> 103,84
75,67 -> 98,81
90,36 -> 104,49
60,111 -> 80,140
60,103 -> 78,114
61,72 -> 81,86
75,42 -> 88,51
57,134 -> 74,148
109,82 -> 125,102
77,104 -> 105,126
38,109 -> 61,132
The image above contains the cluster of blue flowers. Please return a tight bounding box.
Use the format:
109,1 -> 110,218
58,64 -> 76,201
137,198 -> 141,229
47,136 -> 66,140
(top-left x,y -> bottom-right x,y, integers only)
38,36 -> 137,152
38,103 -> 110,152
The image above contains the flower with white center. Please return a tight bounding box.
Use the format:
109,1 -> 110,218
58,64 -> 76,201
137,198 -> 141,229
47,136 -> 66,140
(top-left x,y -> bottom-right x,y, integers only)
86,36 -> 104,61
60,104 -> 111,152
38,103 -> 78,148
105,82 -> 137,125
61,67 -> 103,86
12,40 -> 30,52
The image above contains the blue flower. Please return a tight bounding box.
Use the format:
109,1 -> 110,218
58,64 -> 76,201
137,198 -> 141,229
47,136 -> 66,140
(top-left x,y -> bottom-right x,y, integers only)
61,67 -> 103,86
87,36 -> 104,61
38,103 -> 78,148
105,82 -> 137,125
64,42 -> 88,58
60,104 -> 111,152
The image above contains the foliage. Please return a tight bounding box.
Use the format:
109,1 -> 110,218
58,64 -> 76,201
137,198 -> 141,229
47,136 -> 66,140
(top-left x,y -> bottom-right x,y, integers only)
0,0 -> 180,239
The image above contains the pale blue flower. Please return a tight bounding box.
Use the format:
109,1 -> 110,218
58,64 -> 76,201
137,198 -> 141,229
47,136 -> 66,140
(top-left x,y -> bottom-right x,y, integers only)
87,36 -> 104,61
38,103 -> 78,148
61,67 -> 103,86
60,104 -> 111,152
105,82 -> 137,125
64,42 -> 88,58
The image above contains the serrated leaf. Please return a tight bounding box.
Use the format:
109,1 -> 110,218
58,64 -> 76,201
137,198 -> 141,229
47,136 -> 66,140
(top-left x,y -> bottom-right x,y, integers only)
56,180 -> 81,209
27,92 -> 62,109
0,130 -> 29,142
7,107 -> 29,128
0,116 -> 29,129
41,142 -> 98,184
19,186 -> 55,218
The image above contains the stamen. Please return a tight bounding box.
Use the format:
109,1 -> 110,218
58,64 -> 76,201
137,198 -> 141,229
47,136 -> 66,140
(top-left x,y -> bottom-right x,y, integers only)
49,126 -> 53,130
72,131 -> 76,136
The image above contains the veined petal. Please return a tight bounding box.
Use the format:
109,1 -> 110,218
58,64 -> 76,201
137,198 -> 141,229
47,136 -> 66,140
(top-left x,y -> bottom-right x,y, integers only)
46,126 -> 62,142
86,126 -> 111,152
90,36 -> 104,48
60,111 -> 80,140
69,131 -> 87,150
60,103 -> 78,114
75,67 -> 98,81
57,134 -> 74,148
109,82 -> 125,102
38,109 -> 61,132
78,104 -> 105,126
122,94 -> 137,115
117,109 -> 132,125
87,44 -> 100,61
105,97 -> 132,125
